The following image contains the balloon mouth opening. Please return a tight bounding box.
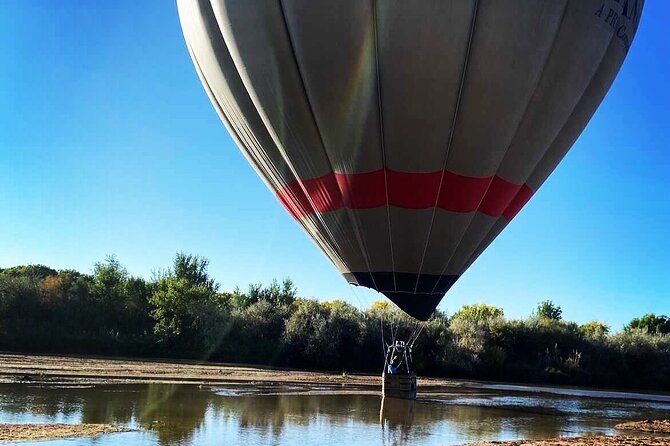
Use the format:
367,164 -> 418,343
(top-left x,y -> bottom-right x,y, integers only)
344,272 -> 458,321
380,291 -> 443,321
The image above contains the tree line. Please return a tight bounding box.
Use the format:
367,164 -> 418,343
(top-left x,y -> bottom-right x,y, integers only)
0,253 -> 669,390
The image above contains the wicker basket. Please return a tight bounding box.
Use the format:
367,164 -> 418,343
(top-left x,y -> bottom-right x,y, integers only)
382,372 -> 417,400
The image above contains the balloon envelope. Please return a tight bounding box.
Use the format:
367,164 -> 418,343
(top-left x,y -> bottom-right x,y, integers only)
178,0 -> 643,320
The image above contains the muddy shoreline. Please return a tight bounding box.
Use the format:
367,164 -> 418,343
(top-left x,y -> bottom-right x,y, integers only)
0,352 -> 448,387
464,437 -> 670,445
0,423 -> 128,441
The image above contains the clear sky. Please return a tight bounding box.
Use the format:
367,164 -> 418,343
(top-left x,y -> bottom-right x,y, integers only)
1,2 -> 668,330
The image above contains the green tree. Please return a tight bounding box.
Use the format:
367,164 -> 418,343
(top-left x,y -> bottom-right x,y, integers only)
172,252 -> 218,291
89,256 -> 152,337
580,321 -> 610,339
625,313 -> 670,334
536,300 -> 562,321
0,265 -> 57,281
451,304 -> 504,324
149,253 -> 223,353
284,300 -> 327,349
0,274 -> 41,341
283,300 -> 337,368
226,299 -> 288,363
220,286 -> 246,310
246,278 -> 296,307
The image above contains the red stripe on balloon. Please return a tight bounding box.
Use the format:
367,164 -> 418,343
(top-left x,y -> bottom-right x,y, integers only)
478,176 -> 521,217
437,171 -> 492,213
503,184 -> 534,220
276,169 -> 533,221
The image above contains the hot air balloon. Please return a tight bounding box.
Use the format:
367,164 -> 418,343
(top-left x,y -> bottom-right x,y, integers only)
177,0 -> 643,321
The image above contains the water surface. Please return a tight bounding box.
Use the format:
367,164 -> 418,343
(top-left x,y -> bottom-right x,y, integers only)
1,382 -> 669,445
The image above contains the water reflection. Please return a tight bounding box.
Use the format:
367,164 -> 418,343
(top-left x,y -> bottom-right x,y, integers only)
380,397 -> 415,445
0,383 -> 668,446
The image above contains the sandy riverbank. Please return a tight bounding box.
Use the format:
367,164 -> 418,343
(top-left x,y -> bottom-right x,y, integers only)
464,437 -> 670,445
0,352 -> 453,387
616,420 -> 670,433
0,423 -> 128,441
460,421 -> 670,445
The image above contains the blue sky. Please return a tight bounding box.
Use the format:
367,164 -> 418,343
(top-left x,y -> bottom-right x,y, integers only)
1,2 -> 668,329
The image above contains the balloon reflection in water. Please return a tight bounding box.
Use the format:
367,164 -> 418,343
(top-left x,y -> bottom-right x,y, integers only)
380,396 -> 416,446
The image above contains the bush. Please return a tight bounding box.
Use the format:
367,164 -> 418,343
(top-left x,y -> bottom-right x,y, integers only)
535,300 -> 562,321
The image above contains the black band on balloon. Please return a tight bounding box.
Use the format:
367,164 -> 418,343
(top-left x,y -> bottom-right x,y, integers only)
343,272 -> 458,321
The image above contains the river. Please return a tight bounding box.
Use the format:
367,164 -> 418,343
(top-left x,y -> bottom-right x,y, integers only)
1,382 -> 669,445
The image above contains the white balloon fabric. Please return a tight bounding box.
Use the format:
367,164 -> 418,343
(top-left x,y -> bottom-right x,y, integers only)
177,0 -> 643,320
